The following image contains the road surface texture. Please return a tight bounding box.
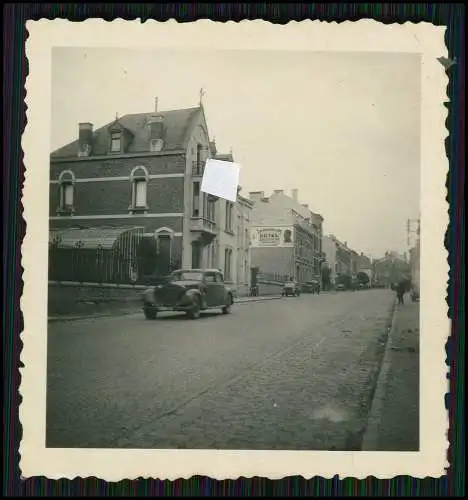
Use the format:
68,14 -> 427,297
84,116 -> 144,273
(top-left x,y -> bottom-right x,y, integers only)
47,289 -> 396,450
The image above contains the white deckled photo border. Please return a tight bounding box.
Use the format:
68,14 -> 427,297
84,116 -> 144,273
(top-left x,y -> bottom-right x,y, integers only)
20,19 -> 449,480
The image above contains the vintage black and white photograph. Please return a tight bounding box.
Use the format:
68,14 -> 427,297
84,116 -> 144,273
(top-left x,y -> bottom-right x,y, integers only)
21,20 -> 448,480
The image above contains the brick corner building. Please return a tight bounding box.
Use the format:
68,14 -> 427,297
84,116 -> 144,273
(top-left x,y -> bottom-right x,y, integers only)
49,101 -> 252,287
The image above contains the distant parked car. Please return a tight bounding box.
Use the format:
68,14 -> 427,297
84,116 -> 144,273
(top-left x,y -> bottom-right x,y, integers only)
336,283 -> 345,291
282,280 -> 301,297
302,280 -> 321,294
141,268 -> 234,320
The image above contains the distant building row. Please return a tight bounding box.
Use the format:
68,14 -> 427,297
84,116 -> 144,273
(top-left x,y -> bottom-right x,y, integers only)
322,235 -> 373,285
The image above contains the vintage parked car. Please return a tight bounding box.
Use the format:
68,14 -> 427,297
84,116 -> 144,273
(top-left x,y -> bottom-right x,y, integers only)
335,283 -> 345,291
141,268 -> 234,320
301,280 -> 321,294
282,280 -> 301,297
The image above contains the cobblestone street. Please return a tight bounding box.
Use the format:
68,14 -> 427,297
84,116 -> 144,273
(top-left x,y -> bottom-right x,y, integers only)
47,289 -> 397,450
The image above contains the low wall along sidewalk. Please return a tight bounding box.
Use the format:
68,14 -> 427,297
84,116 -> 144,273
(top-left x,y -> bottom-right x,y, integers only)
48,281 -> 283,319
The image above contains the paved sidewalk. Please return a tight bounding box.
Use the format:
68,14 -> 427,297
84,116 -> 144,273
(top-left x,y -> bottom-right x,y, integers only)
362,299 -> 420,451
48,295 -> 282,322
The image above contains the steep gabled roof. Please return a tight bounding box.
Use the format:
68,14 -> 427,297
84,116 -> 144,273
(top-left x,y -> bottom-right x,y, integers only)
51,107 -> 202,159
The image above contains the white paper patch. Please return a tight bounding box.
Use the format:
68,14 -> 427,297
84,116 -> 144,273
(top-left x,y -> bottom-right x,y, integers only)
200,159 -> 240,202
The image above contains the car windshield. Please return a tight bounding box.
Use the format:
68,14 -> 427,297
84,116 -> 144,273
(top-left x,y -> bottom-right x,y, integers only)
171,271 -> 204,282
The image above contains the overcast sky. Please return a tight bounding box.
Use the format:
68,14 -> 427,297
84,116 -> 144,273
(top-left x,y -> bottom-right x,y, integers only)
51,48 -> 421,258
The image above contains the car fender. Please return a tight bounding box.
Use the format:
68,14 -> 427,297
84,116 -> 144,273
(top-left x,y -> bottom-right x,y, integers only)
185,288 -> 202,301
142,287 -> 156,302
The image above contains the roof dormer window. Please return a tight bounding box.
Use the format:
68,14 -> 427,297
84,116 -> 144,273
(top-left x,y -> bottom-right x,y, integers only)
110,131 -> 122,153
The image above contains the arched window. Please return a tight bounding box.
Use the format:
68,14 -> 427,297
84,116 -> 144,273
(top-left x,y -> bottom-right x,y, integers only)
129,166 -> 149,213
57,170 -> 76,215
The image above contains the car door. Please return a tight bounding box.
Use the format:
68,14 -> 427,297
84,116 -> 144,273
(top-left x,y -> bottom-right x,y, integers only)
204,271 -> 218,306
215,272 -> 227,305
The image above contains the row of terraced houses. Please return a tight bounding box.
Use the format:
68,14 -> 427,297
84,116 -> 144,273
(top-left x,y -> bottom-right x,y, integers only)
49,101 -> 368,294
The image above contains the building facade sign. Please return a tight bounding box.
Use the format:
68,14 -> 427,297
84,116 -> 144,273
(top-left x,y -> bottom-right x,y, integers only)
250,227 -> 294,248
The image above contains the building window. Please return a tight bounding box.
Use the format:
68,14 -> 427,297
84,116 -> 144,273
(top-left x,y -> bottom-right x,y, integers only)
195,143 -> 203,175
225,202 -> 233,232
134,180 -> 147,207
110,131 -> 122,153
57,170 -> 76,215
192,182 -> 200,216
207,196 -> 216,222
129,166 -> 149,212
224,248 -> 232,281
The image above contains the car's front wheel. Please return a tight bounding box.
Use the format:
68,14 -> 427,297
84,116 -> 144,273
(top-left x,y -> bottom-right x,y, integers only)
222,294 -> 233,314
187,297 -> 201,319
144,307 -> 158,320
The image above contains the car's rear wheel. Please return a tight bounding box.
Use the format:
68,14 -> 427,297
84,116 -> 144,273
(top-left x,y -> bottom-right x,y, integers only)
144,307 -> 158,320
222,294 -> 233,314
187,297 -> 201,319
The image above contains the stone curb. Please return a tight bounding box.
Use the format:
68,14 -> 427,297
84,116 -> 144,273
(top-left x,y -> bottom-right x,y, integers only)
48,296 -> 283,323
361,299 -> 399,450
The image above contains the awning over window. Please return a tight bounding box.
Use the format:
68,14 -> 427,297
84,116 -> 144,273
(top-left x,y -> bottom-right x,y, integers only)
49,227 -> 144,250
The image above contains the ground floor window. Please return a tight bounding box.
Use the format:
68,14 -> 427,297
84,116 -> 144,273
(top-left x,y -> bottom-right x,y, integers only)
224,248 -> 233,281
192,241 -> 201,269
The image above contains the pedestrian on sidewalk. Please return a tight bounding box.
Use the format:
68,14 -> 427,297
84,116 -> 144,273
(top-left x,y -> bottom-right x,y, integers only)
396,279 -> 406,305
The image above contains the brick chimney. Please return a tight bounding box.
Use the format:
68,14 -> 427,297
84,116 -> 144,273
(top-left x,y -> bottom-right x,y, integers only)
78,122 -> 93,156
291,188 -> 299,202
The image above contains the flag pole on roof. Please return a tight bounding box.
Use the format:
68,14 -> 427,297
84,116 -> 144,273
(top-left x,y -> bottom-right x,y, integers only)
199,88 -> 205,106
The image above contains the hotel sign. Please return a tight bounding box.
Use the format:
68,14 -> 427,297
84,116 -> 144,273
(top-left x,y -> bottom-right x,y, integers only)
250,227 -> 294,248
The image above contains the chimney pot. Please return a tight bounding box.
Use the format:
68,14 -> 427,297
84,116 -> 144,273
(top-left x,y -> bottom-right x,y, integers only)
79,122 -> 93,131
292,188 -> 299,202
249,191 -> 264,197
154,97 -> 158,112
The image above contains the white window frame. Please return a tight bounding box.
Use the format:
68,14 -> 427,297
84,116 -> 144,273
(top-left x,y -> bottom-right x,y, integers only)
129,166 -> 149,213
57,170 -> 76,215
110,131 -> 122,153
